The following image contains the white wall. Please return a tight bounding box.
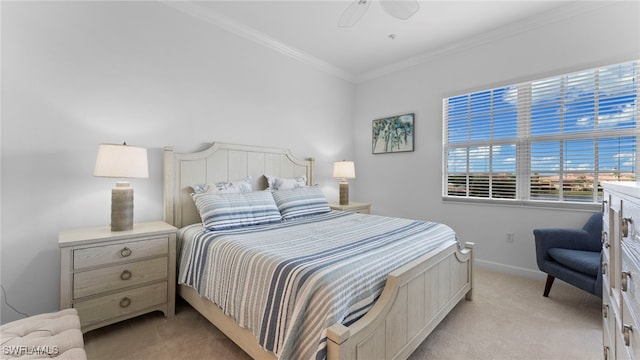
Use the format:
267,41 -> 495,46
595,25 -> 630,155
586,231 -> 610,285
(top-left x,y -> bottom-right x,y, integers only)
352,2 -> 640,276
0,1 -> 354,323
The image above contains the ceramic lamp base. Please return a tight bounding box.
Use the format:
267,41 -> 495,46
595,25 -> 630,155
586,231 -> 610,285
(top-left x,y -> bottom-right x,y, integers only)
111,181 -> 134,231
339,181 -> 349,205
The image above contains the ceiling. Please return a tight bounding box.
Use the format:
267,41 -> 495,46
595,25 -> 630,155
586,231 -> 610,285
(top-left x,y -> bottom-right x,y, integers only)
165,1 -> 608,82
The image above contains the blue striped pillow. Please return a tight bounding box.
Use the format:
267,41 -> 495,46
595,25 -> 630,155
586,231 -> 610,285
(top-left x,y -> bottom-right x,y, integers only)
271,186 -> 331,220
192,191 -> 282,231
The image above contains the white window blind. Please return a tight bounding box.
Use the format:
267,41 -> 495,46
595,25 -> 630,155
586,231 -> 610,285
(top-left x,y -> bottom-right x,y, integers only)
443,60 -> 639,206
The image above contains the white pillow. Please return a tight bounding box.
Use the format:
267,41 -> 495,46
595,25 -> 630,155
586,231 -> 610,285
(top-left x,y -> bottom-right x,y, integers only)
265,175 -> 307,190
191,176 -> 253,194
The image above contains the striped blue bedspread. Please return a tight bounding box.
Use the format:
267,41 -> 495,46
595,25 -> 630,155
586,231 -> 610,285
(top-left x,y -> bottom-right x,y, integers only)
178,211 -> 458,360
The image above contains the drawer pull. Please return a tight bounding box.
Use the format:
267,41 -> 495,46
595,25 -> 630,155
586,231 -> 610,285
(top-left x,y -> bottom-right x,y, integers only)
604,345 -> 610,360
602,200 -> 608,212
119,297 -> 131,308
120,270 -> 132,281
602,304 -> 609,319
602,262 -> 607,275
602,231 -> 608,245
120,247 -> 132,258
622,217 -> 633,237
621,271 -> 631,292
623,324 -> 633,347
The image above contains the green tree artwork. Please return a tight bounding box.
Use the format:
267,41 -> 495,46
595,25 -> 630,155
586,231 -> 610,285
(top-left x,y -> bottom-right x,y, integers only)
372,113 -> 414,154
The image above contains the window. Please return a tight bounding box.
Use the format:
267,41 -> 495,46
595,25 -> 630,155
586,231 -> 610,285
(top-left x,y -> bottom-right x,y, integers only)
443,61 -> 639,206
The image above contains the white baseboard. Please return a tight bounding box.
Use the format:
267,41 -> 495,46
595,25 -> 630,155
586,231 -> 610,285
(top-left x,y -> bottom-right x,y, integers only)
474,259 -> 546,280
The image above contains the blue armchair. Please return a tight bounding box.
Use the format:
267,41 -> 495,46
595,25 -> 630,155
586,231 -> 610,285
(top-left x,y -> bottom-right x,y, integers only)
533,212 -> 603,298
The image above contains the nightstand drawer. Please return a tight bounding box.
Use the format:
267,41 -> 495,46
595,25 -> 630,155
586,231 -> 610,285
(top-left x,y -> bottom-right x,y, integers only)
73,236 -> 168,270
73,257 -> 168,299
74,282 -> 167,329
351,208 -> 370,214
330,202 -> 371,214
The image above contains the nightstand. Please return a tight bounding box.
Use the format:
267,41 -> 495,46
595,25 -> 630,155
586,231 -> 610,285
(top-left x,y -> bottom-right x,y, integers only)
329,202 -> 371,214
59,221 -> 177,333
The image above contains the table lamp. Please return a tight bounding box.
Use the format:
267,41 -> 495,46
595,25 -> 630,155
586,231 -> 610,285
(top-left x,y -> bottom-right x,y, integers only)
94,142 -> 149,231
333,160 -> 356,205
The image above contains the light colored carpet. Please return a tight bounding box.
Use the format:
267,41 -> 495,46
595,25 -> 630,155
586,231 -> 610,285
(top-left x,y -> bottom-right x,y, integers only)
84,267 -> 602,360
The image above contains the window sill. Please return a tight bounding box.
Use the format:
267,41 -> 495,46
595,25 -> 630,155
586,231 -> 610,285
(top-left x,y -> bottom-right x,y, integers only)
442,196 -> 602,212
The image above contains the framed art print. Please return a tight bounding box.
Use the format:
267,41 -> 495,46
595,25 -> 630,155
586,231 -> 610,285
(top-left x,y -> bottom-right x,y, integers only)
372,113 -> 414,154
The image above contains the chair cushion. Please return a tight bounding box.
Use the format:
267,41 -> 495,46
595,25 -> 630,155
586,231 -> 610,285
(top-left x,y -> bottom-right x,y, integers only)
547,248 -> 600,277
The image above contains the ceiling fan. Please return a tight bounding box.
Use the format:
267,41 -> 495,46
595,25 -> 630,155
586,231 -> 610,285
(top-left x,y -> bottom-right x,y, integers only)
339,0 -> 420,27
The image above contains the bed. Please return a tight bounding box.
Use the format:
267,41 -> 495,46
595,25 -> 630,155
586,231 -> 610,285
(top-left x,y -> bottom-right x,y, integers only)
163,142 -> 474,360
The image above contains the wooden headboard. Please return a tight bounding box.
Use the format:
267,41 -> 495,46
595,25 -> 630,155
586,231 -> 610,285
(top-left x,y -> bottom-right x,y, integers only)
163,142 -> 315,228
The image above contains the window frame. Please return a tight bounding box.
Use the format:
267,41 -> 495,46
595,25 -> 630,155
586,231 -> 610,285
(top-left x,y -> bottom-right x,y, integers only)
442,61 -> 639,209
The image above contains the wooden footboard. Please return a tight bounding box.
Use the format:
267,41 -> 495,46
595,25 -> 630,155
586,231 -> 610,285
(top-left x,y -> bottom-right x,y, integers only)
179,241 -> 473,360
326,241 -> 474,360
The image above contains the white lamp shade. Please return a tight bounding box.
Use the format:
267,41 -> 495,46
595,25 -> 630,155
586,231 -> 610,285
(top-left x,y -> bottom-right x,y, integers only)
333,161 -> 356,179
94,143 -> 149,178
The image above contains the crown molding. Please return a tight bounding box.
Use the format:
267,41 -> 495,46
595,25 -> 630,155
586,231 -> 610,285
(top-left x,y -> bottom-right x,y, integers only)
161,1 -> 356,83
162,1 -> 622,85
356,1 -> 620,83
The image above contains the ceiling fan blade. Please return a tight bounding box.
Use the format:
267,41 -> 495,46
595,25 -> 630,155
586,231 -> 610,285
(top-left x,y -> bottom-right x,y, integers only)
338,0 -> 371,28
379,0 -> 420,20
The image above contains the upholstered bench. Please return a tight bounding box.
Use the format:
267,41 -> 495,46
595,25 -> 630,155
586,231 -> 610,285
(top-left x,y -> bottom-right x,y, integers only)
0,308 -> 86,359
